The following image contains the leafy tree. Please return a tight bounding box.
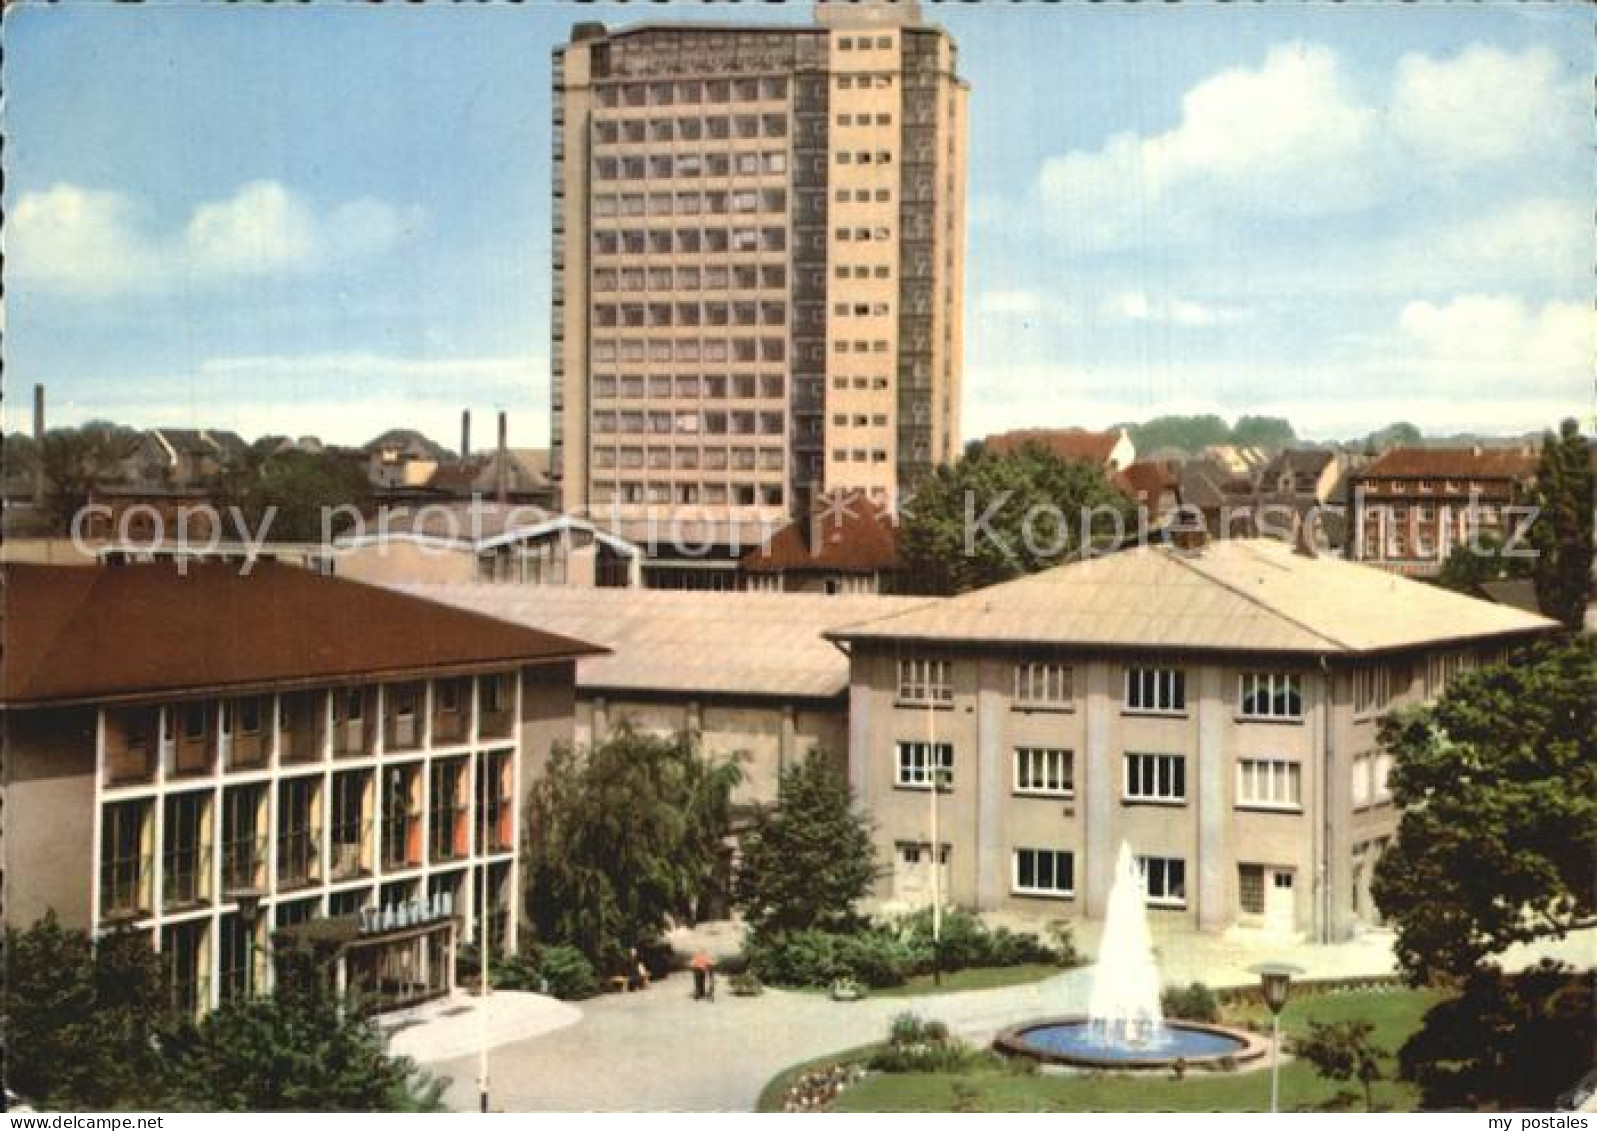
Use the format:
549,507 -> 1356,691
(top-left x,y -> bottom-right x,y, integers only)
1397,961 -> 1593,1111
1123,414 -> 1232,455
899,442 -> 1133,595
734,751 -> 878,934
523,725 -> 742,972
165,946 -> 443,1111
218,449 -> 371,542
1371,636 -> 1596,984
37,423 -> 140,531
1431,532 -> 1531,596
2,914 -> 172,1109
1295,1019 -> 1385,1111
1362,422 -> 1424,453
1231,415 -> 1296,449
1528,418 -> 1594,632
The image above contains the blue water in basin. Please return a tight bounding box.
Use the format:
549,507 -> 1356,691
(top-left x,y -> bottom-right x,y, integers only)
1015,1021 -> 1246,1063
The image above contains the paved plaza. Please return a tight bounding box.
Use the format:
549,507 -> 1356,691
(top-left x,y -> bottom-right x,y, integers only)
407,923 -> 1595,1112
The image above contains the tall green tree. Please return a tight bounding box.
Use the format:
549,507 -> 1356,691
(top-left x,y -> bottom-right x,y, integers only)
899,442 -> 1133,595
165,946 -> 443,1111
1123,414 -> 1233,455
523,725 -> 742,971
1294,1019 -> 1385,1111
1231,415 -> 1297,449
37,423 -> 140,531
2,915 -> 172,1109
1528,418 -> 1594,632
1371,636 -> 1596,984
734,751 -> 878,935
1431,532 -> 1531,596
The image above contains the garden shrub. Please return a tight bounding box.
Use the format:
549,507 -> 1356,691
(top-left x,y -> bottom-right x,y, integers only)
869,1011 -> 987,1074
537,944 -> 601,1000
1161,982 -> 1220,1023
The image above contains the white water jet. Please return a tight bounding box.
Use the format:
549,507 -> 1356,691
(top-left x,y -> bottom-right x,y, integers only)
1085,841 -> 1165,1047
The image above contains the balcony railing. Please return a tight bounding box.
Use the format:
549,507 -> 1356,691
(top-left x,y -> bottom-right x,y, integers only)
162,844 -> 213,910
387,713 -> 420,751
330,819 -> 373,880
276,828 -> 322,890
226,731 -> 269,771
478,707 -> 514,741
100,854 -> 152,920
332,718 -> 367,759
221,835 -> 268,894
106,742 -> 156,786
382,814 -> 423,872
172,736 -> 215,779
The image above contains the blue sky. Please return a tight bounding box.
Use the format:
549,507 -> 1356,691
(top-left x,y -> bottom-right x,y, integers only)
5,0 -> 1592,449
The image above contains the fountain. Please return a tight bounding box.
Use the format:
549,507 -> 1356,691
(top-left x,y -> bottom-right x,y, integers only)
994,842 -> 1267,1070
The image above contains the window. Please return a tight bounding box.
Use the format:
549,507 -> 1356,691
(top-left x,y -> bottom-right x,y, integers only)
1124,753 -> 1185,803
1013,848 -> 1074,898
897,657 -> 952,705
1014,661 -> 1072,709
1353,666 -> 1396,717
895,741 -> 953,789
1138,855 -> 1187,907
1239,672 -> 1303,720
1238,759 -> 1302,810
1125,667 -> 1185,714
1014,748 -> 1072,797
1239,864 -> 1265,915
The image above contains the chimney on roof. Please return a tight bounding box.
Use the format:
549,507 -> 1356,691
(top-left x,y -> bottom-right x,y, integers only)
496,411 -> 508,505
32,383 -> 46,507
461,410 -> 471,462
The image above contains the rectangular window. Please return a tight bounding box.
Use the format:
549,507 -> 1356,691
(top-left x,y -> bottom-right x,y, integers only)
1239,672 -> 1303,720
1138,855 -> 1187,907
1013,848 -> 1074,898
1353,667 -> 1394,717
1014,748 -> 1073,797
896,657 -> 952,705
1237,758 -> 1302,810
1238,864 -> 1265,915
1124,753 -> 1186,803
895,741 -> 953,789
1125,667 -> 1186,714
1014,661 -> 1072,709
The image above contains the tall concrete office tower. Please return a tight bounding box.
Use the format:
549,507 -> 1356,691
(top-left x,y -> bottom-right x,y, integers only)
550,0 -> 967,530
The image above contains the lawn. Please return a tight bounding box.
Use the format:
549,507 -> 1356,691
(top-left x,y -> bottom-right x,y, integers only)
760,987 -> 1444,1113
871,962 -> 1064,998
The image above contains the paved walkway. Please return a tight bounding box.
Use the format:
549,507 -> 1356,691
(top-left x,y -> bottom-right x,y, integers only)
414,924 -> 1596,1112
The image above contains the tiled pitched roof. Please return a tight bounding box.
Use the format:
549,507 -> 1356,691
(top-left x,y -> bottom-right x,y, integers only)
826,539 -> 1555,656
1,561 -> 605,707
1355,447 -> 1538,480
984,428 -> 1121,465
741,492 -> 900,573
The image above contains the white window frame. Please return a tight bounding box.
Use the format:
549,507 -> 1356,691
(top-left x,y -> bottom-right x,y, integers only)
1237,758 -> 1303,811
1012,848 -> 1075,899
1123,752 -> 1186,804
895,741 -> 953,790
1238,672 -> 1304,721
1137,855 -> 1187,908
1014,661 -> 1073,710
1353,666 -> 1397,719
1013,747 -> 1073,798
896,657 -> 953,706
1124,666 -> 1186,715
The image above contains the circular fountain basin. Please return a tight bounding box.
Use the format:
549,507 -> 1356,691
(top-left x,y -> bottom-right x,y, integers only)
994,1016 -> 1269,1071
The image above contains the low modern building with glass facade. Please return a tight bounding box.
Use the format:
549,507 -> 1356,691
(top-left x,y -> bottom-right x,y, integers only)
1,561 -> 603,1018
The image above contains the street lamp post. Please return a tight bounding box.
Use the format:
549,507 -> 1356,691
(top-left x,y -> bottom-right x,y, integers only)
1252,963 -> 1303,1114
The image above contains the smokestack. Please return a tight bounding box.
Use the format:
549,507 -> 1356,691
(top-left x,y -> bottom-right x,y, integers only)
461,409 -> 472,462
496,411 -> 508,505
33,384 -> 46,507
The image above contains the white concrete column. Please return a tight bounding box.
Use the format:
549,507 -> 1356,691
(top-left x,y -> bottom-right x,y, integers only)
1083,661 -> 1114,919
974,657 -> 1005,911
1195,665 -> 1229,932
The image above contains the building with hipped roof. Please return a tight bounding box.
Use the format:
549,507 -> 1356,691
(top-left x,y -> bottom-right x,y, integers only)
825,538 -> 1556,941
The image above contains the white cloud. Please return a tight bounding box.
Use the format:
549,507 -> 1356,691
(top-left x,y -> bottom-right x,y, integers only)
50,351 -> 549,448
977,289 -> 1079,325
1390,45 -> 1582,169
1039,43 -> 1375,249
1036,42 -> 1585,252
1392,294 -> 1594,395
1100,291 -> 1245,327
9,181 -> 420,296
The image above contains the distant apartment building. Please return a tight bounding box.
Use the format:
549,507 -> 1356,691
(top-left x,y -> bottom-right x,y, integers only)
826,539 -> 1554,941
550,0 -> 967,528
1348,447 -> 1538,576
1,562 -> 602,1017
